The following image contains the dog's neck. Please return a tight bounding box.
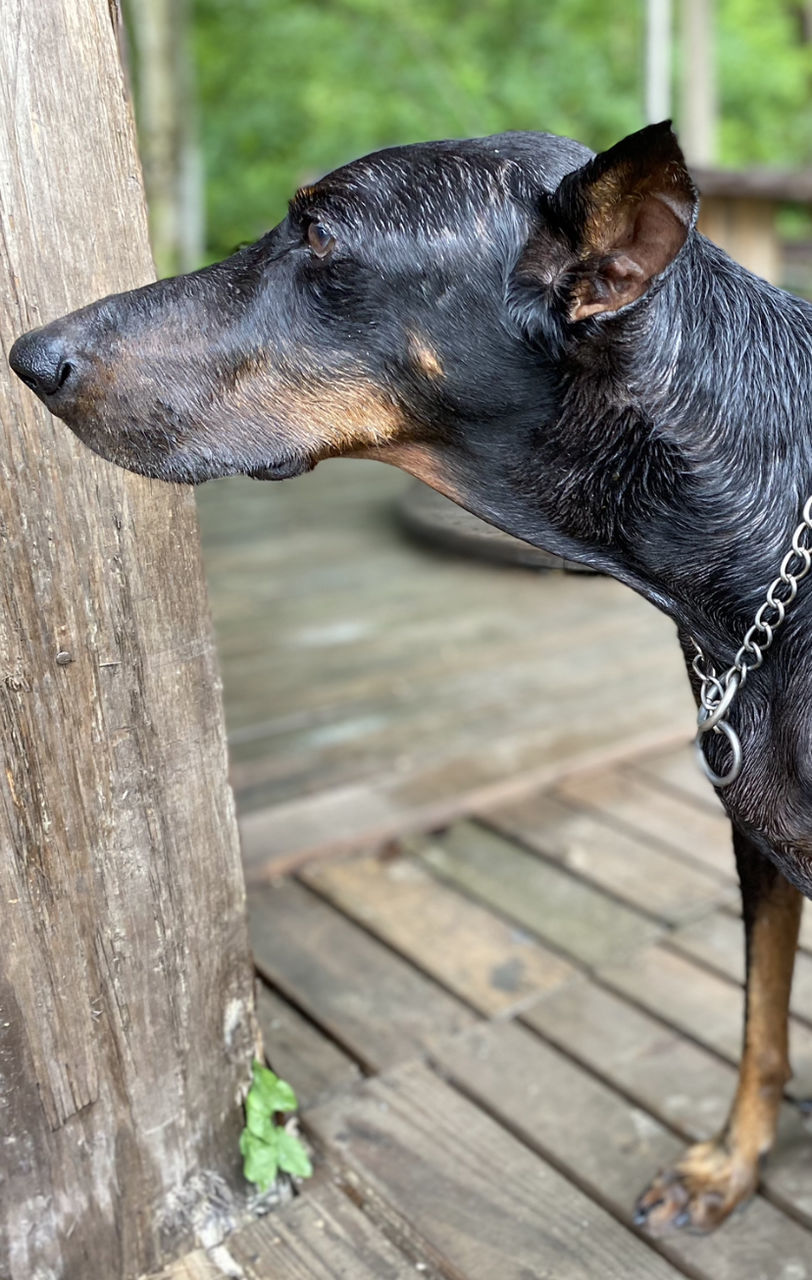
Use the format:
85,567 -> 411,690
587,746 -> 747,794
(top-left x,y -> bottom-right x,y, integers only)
414,233 -> 812,665
385,233 -> 812,860
632,235 -> 812,651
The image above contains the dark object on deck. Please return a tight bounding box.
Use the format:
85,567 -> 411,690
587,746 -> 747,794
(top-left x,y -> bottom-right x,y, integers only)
397,480 -> 596,571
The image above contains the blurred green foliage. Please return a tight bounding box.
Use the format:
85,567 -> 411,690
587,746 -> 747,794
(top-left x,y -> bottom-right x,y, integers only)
718,0 -> 812,165
193,0 -> 812,259
193,0 -> 644,256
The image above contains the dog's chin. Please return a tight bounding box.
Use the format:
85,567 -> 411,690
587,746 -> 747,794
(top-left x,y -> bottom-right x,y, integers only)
124,451 -> 315,486
59,414 -> 315,484
246,453 -> 314,481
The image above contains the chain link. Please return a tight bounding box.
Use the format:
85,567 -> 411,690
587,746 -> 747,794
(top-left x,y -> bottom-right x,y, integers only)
693,495 -> 812,788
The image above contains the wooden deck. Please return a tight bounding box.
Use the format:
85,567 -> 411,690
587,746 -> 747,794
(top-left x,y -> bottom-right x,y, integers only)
155,741 -> 812,1279
195,460 -> 695,877
150,465 -> 812,1277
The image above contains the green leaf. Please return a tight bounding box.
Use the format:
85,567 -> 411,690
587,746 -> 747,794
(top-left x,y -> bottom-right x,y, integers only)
240,1060 -> 311,1192
241,1129 -> 279,1193
269,1077 -> 298,1111
276,1127 -> 313,1179
250,1060 -> 298,1113
244,1090 -> 275,1142
240,1124 -> 279,1160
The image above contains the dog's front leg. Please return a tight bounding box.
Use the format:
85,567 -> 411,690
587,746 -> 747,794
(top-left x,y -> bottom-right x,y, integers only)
635,827 -> 801,1233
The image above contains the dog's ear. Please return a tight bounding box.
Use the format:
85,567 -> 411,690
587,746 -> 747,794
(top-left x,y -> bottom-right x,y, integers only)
515,122 -> 698,329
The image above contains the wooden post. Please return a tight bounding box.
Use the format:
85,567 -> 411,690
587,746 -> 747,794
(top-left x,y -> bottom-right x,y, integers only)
0,4 -> 257,1277
679,0 -> 717,165
645,0 -> 673,124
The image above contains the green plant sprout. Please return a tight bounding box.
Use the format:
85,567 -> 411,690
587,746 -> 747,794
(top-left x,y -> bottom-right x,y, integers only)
240,1059 -> 313,1193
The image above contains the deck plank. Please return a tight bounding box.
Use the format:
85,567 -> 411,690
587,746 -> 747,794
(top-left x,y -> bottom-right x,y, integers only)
300,850 -> 576,1015
147,1180 -> 430,1280
227,1179 -> 431,1279
248,880 -> 474,1072
524,977 -> 736,1138
667,910 -> 812,1020
182,464 -> 812,1276
479,789 -> 733,922
554,766 -> 734,879
413,820 -> 662,968
159,738 -> 812,1278
598,943 -> 812,1087
431,1019 -> 812,1280
239,719 -> 694,876
198,463 -> 696,869
524,973 -> 812,1219
147,1253 -> 218,1280
633,743 -> 725,815
255,983 -> 362,1108
307,1059 -> 685,1280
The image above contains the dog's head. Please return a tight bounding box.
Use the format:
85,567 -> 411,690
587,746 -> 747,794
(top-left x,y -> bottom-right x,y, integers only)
9,122 -> 697,512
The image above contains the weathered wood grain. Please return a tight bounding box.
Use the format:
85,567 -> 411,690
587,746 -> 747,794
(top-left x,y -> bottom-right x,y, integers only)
156,731 -> 812,1280
432,1019 -> 812,1280
523,974 -> 812,1222
412,821 -> 661,967
306,1059 -> 685,1280
148,1179 -> 437,1280
668,910 -> 812,1019
599,943 -> 812,1088
301,850 -> 576,1015
239,718 -> 690,876
554,766 -> 734,879
249,881 -> 474,1071
0,6 -> 255,1277
146,1251 -> 219,1280
225,1179 -> 434,1280
480,789 -> 733,922
524,977 -> 738,1139
195,462 -> 697,871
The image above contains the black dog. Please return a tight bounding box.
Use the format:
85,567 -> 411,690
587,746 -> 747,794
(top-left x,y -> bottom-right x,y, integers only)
10,120 -> 812,1233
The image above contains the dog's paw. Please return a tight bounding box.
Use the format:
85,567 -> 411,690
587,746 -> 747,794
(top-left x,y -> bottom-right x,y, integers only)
633,1138 -> 758,1234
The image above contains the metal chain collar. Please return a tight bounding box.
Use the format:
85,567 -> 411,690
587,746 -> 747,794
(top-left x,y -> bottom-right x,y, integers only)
693,495 -> 812,788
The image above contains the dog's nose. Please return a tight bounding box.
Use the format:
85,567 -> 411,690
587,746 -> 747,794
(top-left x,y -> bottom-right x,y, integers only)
9,328 -> 75,399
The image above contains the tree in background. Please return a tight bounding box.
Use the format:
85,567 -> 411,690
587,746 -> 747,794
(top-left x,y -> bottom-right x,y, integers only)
191,0 -> 812,261
127,0 -> 204,275
193,0 -> 644,259
718,0 -> 812,167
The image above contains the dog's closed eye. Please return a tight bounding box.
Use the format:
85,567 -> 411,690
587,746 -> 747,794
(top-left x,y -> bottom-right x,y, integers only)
307,221 -> 336,258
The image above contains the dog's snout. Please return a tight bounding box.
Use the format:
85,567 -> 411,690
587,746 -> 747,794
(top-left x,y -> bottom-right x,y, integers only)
9,328 -> 75,400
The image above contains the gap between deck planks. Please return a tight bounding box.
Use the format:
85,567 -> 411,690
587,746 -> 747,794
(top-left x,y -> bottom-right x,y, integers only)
238,720 -> 695,879
153,742 -> 812,1279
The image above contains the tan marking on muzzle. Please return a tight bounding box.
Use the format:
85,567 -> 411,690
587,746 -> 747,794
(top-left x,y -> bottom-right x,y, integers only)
222,368 -> 409,460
